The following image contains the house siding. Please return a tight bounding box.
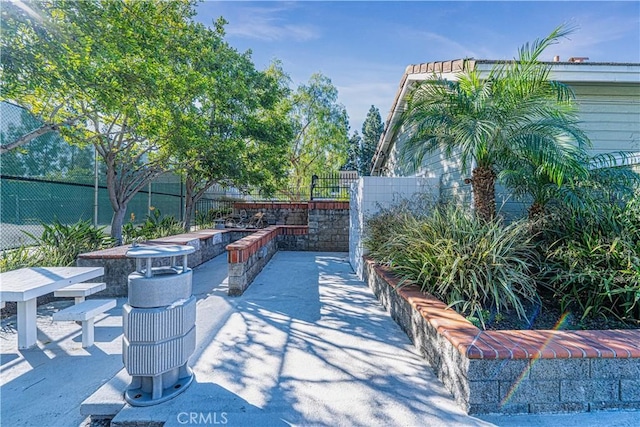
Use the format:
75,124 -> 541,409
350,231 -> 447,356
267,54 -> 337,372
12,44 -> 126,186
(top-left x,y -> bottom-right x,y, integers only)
572,82 -> 640,154
387,127 -> 473,206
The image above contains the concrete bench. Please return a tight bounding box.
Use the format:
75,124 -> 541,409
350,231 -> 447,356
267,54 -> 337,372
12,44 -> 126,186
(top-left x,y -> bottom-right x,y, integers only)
54,282 -> 107,304
53,299 -> 116,348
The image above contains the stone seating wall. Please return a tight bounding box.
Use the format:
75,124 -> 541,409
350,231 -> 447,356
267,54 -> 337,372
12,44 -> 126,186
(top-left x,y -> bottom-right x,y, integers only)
77,229 -> 253,297
76,202 -> 348,297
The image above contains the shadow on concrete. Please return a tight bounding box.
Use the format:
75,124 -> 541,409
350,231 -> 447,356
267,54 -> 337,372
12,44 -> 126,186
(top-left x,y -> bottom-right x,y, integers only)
0,303 -> 125,427
194,252 -> 487,426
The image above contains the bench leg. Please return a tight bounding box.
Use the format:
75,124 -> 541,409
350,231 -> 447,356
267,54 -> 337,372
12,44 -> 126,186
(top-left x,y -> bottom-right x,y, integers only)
81,318 -> 94,348
74,296 -> 86,304
17,299 -> 37,349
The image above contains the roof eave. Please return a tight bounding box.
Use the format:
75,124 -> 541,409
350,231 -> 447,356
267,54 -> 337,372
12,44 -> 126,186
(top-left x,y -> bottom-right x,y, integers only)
371,60 -> 640,175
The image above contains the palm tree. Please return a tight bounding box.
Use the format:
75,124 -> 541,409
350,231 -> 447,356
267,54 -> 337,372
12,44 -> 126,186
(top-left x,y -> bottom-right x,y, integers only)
501,150 -> 640,219
396,25 -> 590,221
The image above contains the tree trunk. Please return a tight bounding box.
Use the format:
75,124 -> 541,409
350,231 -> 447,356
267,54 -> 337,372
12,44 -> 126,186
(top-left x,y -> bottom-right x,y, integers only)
184,177 -> 196,232
111,205 -> 128,245
471,166 -> 497,222
184,201 -> 195,232
528,202 -> 545,220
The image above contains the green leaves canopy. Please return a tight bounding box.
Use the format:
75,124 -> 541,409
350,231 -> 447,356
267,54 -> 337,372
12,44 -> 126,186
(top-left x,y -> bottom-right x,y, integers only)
287,73 -> 350,200
2,1 -> 294,237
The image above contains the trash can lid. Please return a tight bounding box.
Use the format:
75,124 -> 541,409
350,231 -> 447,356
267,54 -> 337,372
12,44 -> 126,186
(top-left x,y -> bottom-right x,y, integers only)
126,244 -> 196,258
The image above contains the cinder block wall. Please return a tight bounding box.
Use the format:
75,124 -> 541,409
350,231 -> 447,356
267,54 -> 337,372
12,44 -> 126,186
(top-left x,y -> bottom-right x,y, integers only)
308,201 -> 349,252
234,201 -> 350,252
363,258 -> 640,415
233,202 -> 308,225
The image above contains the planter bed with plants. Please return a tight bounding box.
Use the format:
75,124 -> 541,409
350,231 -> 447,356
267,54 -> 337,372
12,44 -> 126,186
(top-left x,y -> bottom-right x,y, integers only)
364,258 -> 640,415
362,196 -> 640,415
360,25 -> 640,415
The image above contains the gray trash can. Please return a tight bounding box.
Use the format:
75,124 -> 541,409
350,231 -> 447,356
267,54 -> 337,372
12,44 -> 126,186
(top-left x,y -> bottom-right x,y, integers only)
123,244 -> 196,406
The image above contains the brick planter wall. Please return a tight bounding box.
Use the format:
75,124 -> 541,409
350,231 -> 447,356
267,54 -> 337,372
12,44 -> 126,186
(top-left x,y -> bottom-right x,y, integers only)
363,258 -> 640,415
227,227 -> 280,296
226,226 -> 308,296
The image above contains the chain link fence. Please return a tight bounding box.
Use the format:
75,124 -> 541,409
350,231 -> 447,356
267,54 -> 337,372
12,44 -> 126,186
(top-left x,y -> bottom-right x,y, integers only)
0,102 -> 185,249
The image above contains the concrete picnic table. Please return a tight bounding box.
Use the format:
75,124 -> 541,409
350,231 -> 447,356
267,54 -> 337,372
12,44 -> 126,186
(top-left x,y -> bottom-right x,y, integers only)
0,266 -> 104,349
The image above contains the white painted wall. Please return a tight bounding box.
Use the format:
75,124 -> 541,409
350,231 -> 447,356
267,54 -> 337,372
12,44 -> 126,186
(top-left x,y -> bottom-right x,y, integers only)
349,176 -> 439,279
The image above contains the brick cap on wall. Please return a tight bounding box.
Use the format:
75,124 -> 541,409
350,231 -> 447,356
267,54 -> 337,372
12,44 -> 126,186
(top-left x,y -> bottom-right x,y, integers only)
78,229 -> 243,259
367,259 -> 640,360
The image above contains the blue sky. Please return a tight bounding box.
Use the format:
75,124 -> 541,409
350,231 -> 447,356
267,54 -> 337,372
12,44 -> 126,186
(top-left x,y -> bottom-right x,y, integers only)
196,1 -> 640,133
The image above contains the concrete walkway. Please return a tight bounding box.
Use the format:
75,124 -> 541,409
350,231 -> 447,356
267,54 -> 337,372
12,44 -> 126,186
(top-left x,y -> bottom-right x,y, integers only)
2,252 -> 639,426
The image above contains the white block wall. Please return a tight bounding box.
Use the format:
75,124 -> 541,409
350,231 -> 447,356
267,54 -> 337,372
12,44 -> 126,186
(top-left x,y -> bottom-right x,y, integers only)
349,176 -> 439,279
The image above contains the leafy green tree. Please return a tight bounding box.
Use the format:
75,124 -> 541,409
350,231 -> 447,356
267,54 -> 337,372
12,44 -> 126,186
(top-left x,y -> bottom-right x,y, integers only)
342,131 -> 361,171
396,25 -> 590,221
1,102 -> 95,182
360,105 -> 383,176
286,73 -> 350,200
167,23 -> 293,229
2,0 -> 200,243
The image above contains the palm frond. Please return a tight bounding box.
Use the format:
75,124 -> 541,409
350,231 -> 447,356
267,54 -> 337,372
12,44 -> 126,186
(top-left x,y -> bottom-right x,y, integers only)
517,24 -> 576,64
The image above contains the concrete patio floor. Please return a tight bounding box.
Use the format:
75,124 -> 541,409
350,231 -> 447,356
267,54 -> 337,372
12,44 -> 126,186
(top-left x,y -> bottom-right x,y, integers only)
1,251 -> 638,426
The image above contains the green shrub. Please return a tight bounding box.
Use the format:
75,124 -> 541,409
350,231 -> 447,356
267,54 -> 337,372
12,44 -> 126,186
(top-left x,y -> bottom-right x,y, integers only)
364,195 -> 438,255
0,246 -> 40,272
365,203 -> 540,328
122,208 -> 184,243
539,195 -> 640,323
21,219 -> 115,267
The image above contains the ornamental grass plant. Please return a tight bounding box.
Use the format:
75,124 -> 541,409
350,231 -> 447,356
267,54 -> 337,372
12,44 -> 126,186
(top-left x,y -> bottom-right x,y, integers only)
25,219 -> 114,267
1,219 -> 115,272
539,194 -> 640,324
365,202 -> 540,328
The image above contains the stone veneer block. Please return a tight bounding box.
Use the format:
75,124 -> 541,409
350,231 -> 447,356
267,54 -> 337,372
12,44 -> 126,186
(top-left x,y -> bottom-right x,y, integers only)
590,358 -> 640,378
560,379 -> 619,402
620,379 -> 640,402
498,380 -> 560,404
363,258 -> 640,415
528,358 -> 590,380
467,359 -> 529,381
